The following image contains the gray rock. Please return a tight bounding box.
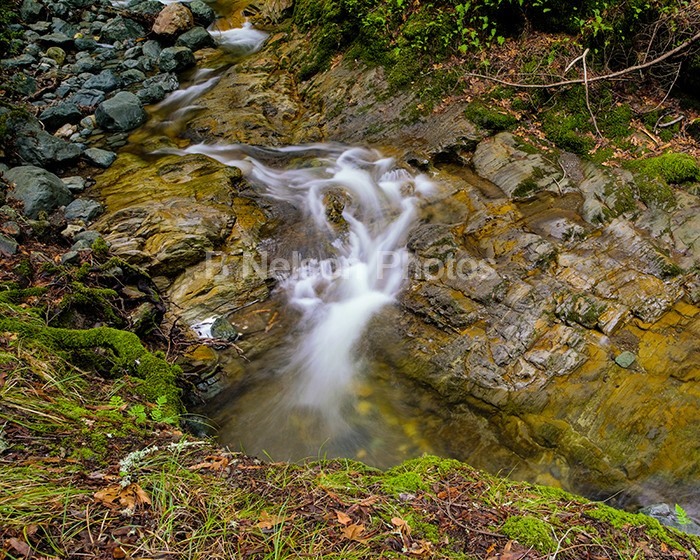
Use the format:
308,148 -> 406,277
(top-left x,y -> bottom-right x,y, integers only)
62,176 -> 87,192
100,16 -> 145,43
210,316 -> 239,341
176,26 -> 215,51
69,88 -> 106,108
128,0 -> 163,17
640,504 -> 700,536
82,69 -> 121,92
15,130 -> 83,167
124,45 -> 142,59
121,58 -> 142,70
4,165 -> 73,219
137,84 -> 167,104
141,39 -> 162,60
83,147 -> 117,168
2,221 -> 21,238
120,68 -> 146,85
1,54 -> 37,68
7,74 -> 37,96
70,238 -> 93,250
61,250 -> 80,264
74,230 -> 102,244
0,233 -> 18,256
20,0 -> 43,21
39,32 -> 73,47
64,198 -> 104,221
615,351 -> 636,368
29,21 -> 51,32
158,46 -> 195,73
189,0 -> 216,26
39,102 -> 82,129
95,91 -> 147,131
72,56 -> 100,73
74,37 -> 98,51
142,72 -> 179,92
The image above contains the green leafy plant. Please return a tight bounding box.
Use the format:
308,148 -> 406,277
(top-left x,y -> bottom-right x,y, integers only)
127,404 -> 148,423
150,395 -> 178,425
675,504 -> 692,526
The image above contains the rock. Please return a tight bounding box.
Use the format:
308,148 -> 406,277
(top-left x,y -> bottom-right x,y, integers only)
74,230 -> 102,244
128,0 -> 164,17
20,0 -> 43,22
120,68 -> 146,85
100,16 -> 145,43
61,223 -> 84,239
615,351 -> 636,368
7,74 -> 37,96
82,69 -> 121,92
45,46 -> 66,65
95,91 -> 147,132
640,504 -> 700,536
1,54 -> 37,68
72,56 -> 100,73
189,0 -> 216,26
61,250 -> 80,264
2,221 -> 21,238
152,3 -> 194,37
69,88 -> 106,108
83,147 -> 117,168
74,37 -> 98,51
158,46 -> 195,73
0,233 -> 19,256
39,102 -> 82,129
39,32 -> 73,47
210,316 -> 240,341
15,129 -> 83,167
65,198 -> 104,221
70,238 -> 93,250
62,176 -> 87,192
4,165 -> 73,219
176,26 -> 215,51
141,39 -> 162,60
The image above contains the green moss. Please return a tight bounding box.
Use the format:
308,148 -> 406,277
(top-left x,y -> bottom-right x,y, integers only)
635,175 -> 676,210
0,315 -> 182,416
464,102 -> 518,132
501,515 -> 556,553
630,153 -> 700,185
381,471 -> 428,494
587,505 -> 685,551
512,178 -> 539,199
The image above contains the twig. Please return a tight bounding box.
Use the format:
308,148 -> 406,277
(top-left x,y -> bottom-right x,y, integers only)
648,62 -> 682,113
657,115 -> 684,129
464,29 -> 700,89
581,49 -> 602,138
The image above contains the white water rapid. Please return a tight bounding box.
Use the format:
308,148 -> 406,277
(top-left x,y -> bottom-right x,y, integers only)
170,143 -> 434,458
208,20 -> 269,54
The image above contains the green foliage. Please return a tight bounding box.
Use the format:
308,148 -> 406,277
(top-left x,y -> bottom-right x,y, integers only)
381,470 -> 428,494
0,0 -> 20,58
675,504 -> 692,526
150,395 -> 179,425
631,152 -> 700,185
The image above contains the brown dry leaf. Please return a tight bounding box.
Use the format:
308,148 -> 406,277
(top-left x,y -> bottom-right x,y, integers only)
7,537 -> 31,557
256,510 -> 289,530
335,510 -> 352,525
409,539 -> 433,556
341,523 -> 368,543
112,545 -> 127,558
189,456 -> 230,471
94,483 -> 151,509
357,496 -> 378,507
391,517 -> 411,535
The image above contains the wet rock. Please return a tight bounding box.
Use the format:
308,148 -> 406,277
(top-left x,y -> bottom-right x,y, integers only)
120,68 -> 146,85
0,233 -> 19,256
39,102 -> 82,130
152,3 -> 194,37
84,147 -> 117,168
15,128 -> 83,167
136,71 -> 179,103
100,16 -> 145,43
39,32 -> 73,48
158,46 -> 195,73
141,39 -> 162,60
83,69 -> 121,92
128,0 -> 164,17
95,91 -> 147,132
210,316 -> 239,341
69,88 -> 106,109
189,0 -> 215,26
62,176 -> 87,193
64,198 -> 104,222
72,56 -> 100,73
20,0 -> 43,22
4,165 -> 73,219
615,351 -> 636,368
176,26 -> 215,52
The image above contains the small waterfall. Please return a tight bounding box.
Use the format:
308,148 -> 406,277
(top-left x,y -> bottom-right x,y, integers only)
183,143 -> 433,451
208,21 -> 269,54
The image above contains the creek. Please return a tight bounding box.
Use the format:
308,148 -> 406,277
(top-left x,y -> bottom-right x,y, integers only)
109,0 -> 700,523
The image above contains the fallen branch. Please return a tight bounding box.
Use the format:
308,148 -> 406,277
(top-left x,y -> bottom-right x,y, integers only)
464,29 -> 700,89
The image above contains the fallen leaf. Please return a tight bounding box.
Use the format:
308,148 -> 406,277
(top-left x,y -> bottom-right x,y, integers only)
391,517 -> 411,535
342,523 -> 368,543
409,539 -> 433,556
335,510 -> 352,526
357,496 -> 379,507
7,537 -> 31,557
94,483 -> 151,510
256,510 -> 290,530
189,456 -> 230,471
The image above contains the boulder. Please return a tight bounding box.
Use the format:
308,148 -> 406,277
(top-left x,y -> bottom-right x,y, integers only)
128,0 -> 164,17
158,46 -> 195,73
95,91 -> 147,131
62,176 -> 88,192
83,147 -> 117,168
0,233 -> 18,256
100,16 -> 146,43
3,165 -> 73,218
39,32 -> 73,47
82,69 -> 121,93
15,129 -> 83,166
189,0 -> 216,26
64,198 -> 104,222
39,102 -> 82,129
20,0 -> 43,22
45,46 -> 66,65
176,26 -> 215,51
69,88 -> 106,109
152,3 -> 194,37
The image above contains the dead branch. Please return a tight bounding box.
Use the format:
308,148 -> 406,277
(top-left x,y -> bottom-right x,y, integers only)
464,29 -> 700,89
